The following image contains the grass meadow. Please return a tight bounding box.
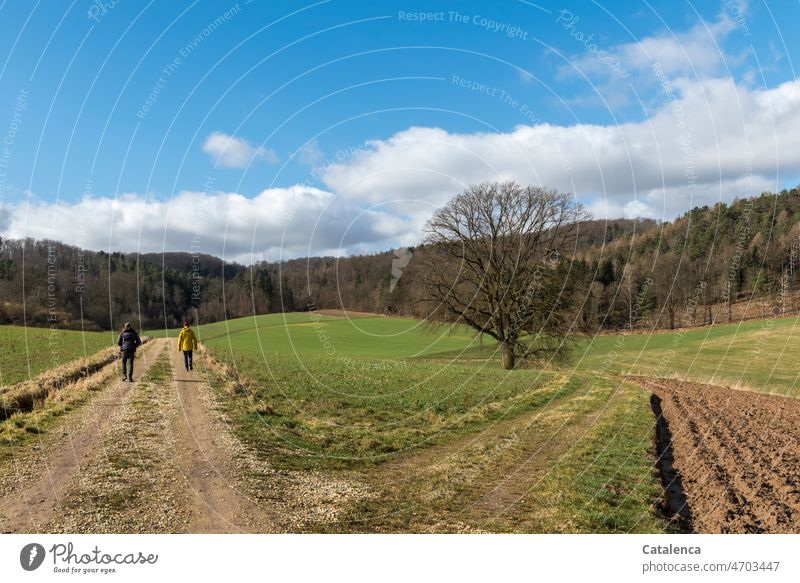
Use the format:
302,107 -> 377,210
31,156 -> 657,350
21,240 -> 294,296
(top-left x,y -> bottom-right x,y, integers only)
574,315 -> 800,396
183,312 -> 669,533
0,326 -> 111,387
6,311 -> 792,532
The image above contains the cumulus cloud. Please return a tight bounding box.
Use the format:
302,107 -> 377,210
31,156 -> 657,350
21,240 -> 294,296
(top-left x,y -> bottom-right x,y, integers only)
319,77 -> 798,220
552,4 -> 752,110
202,131 -> 278,168
4,72 -> 793,260
0,186 -> 413,263
6,75 -> 794,260
585,174 -> 777,220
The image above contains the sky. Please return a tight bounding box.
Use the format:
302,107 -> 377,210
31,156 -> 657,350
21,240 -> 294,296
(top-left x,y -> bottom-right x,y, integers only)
0,0 -> 797,263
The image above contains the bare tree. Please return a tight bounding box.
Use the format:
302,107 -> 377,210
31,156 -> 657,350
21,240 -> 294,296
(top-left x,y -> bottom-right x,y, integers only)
652,252 -> 680,330
420,181 -> 587,369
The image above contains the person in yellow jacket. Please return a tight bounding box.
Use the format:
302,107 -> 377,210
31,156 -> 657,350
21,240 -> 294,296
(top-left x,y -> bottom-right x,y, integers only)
177,321 -> 198,371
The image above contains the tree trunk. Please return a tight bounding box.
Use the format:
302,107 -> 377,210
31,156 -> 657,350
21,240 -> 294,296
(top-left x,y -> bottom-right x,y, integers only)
500,342 -> 516,370
728,286 -> 733,322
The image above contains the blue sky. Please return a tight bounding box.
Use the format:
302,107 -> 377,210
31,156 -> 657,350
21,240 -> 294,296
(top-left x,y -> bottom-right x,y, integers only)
0,0 -> 798,262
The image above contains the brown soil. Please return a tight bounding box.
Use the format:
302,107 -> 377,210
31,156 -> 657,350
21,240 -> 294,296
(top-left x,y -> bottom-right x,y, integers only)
630,376 -> 800,533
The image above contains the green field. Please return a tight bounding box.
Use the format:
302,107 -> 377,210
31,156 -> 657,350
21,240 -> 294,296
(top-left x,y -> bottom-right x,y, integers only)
190,312 -> 668,533
390,314 -> 800,395
149,312 -> 482,358
12,311 -> 789,532
0,326 -> 112,387
574,315 -> 800,396
146,311 -> 321,341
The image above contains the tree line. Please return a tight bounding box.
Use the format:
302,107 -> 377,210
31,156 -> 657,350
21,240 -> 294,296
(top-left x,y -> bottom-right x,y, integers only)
0,186 -> 798,337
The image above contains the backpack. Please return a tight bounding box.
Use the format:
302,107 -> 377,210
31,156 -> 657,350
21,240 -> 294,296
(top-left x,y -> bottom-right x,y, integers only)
120,330 -> 140,351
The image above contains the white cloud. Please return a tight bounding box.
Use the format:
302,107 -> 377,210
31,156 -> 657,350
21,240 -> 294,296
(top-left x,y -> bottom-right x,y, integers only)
586,174 -> 776,220
553,5 -> 751,111
4,77 -> 794,260
0,186 -> 411,263
318,77 -> 798,221
202,131 -> 278,169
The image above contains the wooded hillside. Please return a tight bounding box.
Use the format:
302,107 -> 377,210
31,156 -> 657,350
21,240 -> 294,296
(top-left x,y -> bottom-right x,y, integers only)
1,187 -> 797,332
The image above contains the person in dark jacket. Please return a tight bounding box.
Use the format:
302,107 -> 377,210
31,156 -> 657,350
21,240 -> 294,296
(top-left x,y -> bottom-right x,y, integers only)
117,322 -> 142,382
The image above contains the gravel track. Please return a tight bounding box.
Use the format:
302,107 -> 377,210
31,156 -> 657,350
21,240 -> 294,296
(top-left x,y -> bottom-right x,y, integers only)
0,340 -> 160,533
169,345 -> 279,532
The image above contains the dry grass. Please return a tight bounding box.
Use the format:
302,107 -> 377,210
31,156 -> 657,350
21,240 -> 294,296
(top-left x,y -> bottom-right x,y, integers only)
0,341 -> 151,450
0,339 -> 150,420
0,346 -> 117,419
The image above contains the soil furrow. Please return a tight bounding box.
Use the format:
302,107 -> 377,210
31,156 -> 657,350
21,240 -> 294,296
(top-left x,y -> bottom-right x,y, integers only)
630,376 -> 800,533
656,381 -> 798,528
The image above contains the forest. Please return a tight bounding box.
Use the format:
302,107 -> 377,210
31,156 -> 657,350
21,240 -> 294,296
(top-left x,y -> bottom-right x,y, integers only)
1,187 -> 798,333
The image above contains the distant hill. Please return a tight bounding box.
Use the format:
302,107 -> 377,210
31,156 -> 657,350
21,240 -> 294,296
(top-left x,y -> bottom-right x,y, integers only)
138,252 -> 238,278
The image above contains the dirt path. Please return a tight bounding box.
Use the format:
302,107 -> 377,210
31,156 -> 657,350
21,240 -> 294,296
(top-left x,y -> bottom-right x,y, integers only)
168,346 -> 277,533
0,340 -> 160,533
0,339 -> 279,533
630,376 -> 800,533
